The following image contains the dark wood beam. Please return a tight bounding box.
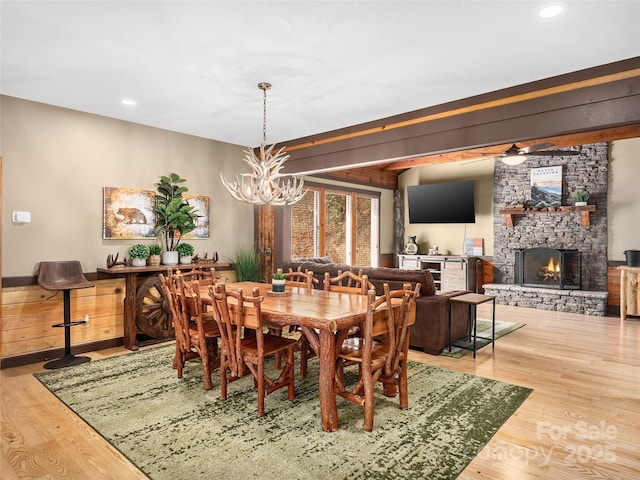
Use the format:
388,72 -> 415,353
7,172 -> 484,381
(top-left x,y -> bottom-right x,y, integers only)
282,58 -> 640,177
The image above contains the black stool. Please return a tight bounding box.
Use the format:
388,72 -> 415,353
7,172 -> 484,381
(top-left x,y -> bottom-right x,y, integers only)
37,261 -> 94,369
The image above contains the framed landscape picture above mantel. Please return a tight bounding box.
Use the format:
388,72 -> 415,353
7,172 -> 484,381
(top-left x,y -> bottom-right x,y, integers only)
103,187 -> 156,239
530,165 -> 562,208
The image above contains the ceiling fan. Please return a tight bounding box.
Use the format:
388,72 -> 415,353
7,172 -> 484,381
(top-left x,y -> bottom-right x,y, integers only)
466,143 -> 581,165
491,143 -> 581,165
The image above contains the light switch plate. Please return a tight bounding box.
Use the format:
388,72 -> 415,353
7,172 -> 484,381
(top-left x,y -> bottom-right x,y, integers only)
12,211 -> 31,223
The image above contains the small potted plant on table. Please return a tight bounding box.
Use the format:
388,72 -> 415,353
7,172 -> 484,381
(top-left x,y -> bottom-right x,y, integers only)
129,244 -> 150,267
177,242 -> 194,264
148,244 -> 162,266
272,270 -> 287,292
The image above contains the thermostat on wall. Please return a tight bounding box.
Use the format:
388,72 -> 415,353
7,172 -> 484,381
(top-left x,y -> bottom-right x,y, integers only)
12,211 -> 31,223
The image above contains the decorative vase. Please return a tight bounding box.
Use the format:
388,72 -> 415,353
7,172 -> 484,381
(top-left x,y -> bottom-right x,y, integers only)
179,255 -> 193,265
131,257 -> 146,267
162,251 -> 179,266
272,278 -> 286,293
404,236 -> 419,255
148,254 -> 161,267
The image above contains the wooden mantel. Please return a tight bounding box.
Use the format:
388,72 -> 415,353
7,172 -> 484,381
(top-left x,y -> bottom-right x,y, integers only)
498,205 -> 596,227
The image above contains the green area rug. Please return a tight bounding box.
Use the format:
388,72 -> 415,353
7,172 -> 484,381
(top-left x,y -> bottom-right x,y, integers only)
442,320 -> 525,358
35,344 -> 531,480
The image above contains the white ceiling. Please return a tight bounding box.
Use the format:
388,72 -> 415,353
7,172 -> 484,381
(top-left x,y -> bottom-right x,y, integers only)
2,1 -> 639,149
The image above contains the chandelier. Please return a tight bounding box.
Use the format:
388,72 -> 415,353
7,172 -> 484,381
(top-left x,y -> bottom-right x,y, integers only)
220,82 -> 306,206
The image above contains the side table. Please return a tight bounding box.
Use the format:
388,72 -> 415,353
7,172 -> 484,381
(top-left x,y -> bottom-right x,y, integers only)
448,293 -> 496,358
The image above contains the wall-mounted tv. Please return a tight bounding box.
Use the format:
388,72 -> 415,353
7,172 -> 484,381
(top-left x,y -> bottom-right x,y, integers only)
407,180 -> 475,224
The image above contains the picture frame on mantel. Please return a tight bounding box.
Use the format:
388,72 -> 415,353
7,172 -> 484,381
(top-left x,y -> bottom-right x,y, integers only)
530,165 -> 563,207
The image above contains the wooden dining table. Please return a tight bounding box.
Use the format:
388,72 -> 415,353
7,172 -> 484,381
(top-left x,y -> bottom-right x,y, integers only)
200,281 -> 413,432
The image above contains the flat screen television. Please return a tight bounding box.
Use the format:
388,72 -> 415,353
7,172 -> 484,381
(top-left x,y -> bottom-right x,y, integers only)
407,180 -> 475,223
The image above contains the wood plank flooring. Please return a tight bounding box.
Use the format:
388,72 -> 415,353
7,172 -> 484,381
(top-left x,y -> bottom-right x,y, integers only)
2,305 -> 639,479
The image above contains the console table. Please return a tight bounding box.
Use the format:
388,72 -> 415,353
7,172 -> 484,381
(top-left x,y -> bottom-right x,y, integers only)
618,265 -> 640,321
97,262 -> 233,349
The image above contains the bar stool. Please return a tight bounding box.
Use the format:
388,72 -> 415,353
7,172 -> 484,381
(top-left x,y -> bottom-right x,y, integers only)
37,261 -> 94,369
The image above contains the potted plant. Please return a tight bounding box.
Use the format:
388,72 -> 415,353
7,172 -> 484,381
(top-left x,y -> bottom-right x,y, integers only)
148,244 -> 162,266
272,270 -> 287,292
153,173 -> 198,265
129,244 -> 150,267
230,245 -> 263,282
177,242 -> 194,264
574,192 -> 590,206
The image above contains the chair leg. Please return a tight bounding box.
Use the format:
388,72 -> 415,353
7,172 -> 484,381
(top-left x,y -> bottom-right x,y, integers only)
287,347 -> 296,400
257,359 -> 266,417
362,364 -> 375,432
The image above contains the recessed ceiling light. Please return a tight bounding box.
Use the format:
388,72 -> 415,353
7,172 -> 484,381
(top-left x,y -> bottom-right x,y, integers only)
539,4 -> 564,18
121,98 -> 137,106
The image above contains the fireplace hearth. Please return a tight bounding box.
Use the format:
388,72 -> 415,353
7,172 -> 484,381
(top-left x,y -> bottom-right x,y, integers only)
515,248 -> 582,290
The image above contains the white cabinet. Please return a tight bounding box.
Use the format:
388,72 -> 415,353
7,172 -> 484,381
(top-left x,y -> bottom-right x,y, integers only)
397,254 -> 474,291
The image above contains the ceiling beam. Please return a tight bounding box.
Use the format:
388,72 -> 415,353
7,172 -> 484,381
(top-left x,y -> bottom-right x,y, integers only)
282,57 -> 640,176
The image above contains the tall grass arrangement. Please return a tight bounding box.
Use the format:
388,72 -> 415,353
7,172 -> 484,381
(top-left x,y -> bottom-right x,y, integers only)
230,246 -> 263,282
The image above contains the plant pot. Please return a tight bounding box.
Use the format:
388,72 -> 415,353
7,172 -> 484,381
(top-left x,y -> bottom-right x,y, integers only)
272,279 -> 286,293
131,257 -> 146,267
624,250 -> 640,267
162,251 -> 179,266
575,201 -> 587,206
179,255 -> 193,265
147,254 -> 161,267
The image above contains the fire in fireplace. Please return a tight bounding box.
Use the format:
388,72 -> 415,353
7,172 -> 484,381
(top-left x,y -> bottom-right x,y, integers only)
514,248 -> 582,289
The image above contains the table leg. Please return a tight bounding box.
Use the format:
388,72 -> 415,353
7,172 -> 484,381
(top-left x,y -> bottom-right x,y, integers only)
318,329 -> 339,432
123,273 -> 139,350
620,269 -> 627,321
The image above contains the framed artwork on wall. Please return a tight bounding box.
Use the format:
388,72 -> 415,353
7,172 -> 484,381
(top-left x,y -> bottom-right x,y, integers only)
183,194 -> 210,239
530,165 -> 563,207
103,187 -> 156,239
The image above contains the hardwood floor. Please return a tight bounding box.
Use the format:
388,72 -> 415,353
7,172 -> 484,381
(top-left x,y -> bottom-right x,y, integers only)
1,305 -> 639,479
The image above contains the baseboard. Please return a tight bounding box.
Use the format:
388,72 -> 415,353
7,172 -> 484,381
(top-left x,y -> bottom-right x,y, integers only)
1,338 -> 124,369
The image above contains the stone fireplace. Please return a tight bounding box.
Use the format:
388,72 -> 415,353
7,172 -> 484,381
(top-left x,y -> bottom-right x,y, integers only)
483,142 -> 609,315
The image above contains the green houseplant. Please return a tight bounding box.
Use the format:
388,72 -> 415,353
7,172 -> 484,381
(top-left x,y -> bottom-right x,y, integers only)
176,242 -> 194,264
153,173 -> 198,265
230,246 -> 263,282
574,192 -> 590,206
148,244 -> 162,266
129,244 -> 150,267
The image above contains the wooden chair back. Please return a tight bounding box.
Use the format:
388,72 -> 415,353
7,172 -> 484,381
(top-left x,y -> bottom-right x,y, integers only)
182,266 -> 220,286
284,269 -> 314,290
323,270 -> 373,295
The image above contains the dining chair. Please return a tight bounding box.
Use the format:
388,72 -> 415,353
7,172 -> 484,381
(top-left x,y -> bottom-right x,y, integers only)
208,283 -> 297,417
323,270 -> 374,295
280,268 -> 316,377
284,268 -> 315,290
183,266 -> 220,286
334,282 -> 420,432
160,273 -> 220,390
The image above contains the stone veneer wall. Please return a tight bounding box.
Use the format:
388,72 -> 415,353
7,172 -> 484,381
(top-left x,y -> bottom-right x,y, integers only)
492,142 -> 609,293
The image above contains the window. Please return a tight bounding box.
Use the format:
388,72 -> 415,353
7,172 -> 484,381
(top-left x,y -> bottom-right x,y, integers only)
291,184 -> 379,266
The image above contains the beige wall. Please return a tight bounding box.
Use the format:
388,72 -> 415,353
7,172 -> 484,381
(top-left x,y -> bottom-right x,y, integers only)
399,140 -> 639,259
398,161 -> 495,256
1,96 -> 254,277
609,138 -> 640,261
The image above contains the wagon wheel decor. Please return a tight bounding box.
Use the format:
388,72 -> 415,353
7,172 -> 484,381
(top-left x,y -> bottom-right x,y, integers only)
135,274 -> 175,339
